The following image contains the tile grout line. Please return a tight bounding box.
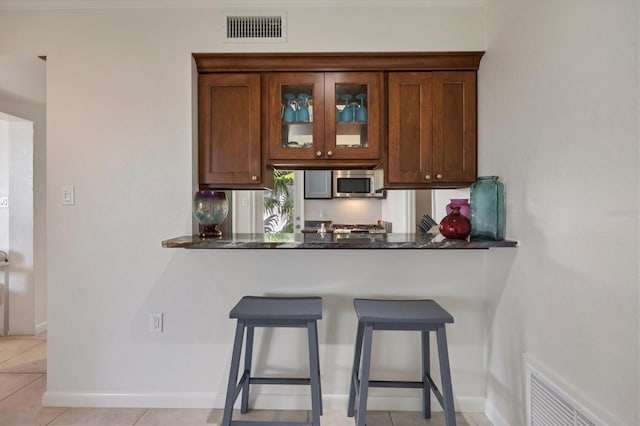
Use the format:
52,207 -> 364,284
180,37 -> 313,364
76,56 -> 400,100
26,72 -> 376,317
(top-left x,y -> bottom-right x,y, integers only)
0,340 -> 46,369
463,412 -> 478,426
132,407 -> 149,425
45,406 -> 70,426
0,372 -> 44,402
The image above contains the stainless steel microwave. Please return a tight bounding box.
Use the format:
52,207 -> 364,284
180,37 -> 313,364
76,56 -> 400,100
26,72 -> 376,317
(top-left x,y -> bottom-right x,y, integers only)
332,170 -> 385,199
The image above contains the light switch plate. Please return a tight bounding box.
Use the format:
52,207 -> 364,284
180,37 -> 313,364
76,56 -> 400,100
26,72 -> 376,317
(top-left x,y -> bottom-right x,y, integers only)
62,185 -> 75,206
149,313 -> 163,333
0,197 -> 7,208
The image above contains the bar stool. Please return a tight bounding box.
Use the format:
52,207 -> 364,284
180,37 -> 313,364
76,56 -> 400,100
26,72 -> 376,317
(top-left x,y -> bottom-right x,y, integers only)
221,296 -> 323,426
347,299 -> 456,426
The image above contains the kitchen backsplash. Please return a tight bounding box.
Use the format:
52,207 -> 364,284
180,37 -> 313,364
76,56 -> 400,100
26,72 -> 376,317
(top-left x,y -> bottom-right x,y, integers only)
304,198 -> 382,224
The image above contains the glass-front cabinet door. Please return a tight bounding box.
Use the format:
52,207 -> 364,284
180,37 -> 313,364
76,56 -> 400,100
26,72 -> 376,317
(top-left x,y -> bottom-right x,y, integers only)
268,73 -> 325,160
324,72 -> 381,160
268,72 -> 381,162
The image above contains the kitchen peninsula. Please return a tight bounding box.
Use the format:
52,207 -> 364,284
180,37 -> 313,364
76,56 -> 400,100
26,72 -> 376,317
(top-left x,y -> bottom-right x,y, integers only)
159,232 -> 518,415
159,49 -> 517,416
162,233 -> 517,249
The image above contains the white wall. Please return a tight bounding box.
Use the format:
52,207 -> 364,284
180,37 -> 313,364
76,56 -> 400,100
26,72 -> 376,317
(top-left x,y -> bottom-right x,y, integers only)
481,0 -> 639,424
2,2 -> 638,422
382,190 -> 416,232
0,1 -> 490,412
0,0 -> 640,424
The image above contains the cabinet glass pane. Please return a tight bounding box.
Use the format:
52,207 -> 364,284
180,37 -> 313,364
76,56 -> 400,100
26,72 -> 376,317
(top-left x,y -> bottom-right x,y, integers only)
281,84 -> 314,150
335,83 -> 368,148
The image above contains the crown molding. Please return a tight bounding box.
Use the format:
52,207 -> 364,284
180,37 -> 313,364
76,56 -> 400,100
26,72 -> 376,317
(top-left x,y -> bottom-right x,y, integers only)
0,0 -> 486,10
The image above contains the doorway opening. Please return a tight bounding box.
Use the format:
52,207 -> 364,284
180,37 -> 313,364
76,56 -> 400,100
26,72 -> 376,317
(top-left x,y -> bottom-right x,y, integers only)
0,113 -> 35,336
263,170 -> 304,233
0,54 -> 46,336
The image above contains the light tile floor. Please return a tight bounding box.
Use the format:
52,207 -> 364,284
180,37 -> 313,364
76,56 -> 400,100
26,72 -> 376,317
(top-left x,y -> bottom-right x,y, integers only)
0,333 -> 493,425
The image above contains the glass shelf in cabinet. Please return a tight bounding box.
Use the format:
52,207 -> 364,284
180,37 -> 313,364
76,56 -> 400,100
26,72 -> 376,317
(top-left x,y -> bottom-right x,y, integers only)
336,121 -> 367,135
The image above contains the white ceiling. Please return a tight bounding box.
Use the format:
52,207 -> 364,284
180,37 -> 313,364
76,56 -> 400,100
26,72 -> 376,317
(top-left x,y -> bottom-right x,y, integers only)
0,0 -> 485,9
0,55 -> 46,105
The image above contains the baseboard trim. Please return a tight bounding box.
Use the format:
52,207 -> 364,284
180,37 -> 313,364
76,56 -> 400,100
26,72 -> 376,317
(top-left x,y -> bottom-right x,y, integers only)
42,391 -> 221,408
43,390 -> 484,412
35,321 -> 47,335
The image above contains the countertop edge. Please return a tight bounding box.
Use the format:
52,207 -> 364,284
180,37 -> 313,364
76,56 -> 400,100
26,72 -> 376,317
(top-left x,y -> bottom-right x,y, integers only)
161,234 -> 518,250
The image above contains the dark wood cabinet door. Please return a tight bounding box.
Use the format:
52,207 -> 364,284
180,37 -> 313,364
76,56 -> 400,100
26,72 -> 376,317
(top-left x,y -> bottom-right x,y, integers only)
325,72 -> 382,160
387,72 -> 434,185
432,71 -> 477,184
267,73 -> 325,160
267,72 -> 381,164
387,71 -> 477,187
198,73 -> 262,187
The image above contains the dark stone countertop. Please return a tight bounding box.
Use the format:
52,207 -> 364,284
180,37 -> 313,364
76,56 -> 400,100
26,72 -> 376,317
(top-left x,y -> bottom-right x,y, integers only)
162,233 -> 518,250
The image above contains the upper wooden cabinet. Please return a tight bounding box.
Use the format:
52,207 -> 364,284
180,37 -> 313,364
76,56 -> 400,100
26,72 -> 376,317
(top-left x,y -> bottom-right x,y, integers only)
386,71 -> 477,188
267,72 -> 382,168
194,52 -> 483,189
198,73 -> 273,189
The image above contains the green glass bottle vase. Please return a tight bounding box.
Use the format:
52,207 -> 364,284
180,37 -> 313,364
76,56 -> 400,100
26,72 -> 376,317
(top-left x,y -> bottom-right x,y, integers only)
470,176 -> 505,241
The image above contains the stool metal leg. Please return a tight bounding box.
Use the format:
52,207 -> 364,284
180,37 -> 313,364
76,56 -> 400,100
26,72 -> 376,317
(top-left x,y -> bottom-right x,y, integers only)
240,325 -> 254,414
436,326 -> 456,426
222,321 -> 246,426
307,320 -> 321,426
356,323 -> 373,426
314,323 -> 323,415
347,321 -> 364,417
421,330 -> 431,418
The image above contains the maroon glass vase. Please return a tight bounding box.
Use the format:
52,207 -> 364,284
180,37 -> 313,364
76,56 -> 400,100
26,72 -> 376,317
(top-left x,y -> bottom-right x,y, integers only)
439,205 -> 471,239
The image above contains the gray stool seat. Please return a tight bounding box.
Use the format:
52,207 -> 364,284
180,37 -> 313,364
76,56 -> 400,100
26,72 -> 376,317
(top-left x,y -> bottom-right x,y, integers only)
222,296 -> 323,426
348,299 -> 456,426
230,296 -> 322,321
353,299 -> 454,324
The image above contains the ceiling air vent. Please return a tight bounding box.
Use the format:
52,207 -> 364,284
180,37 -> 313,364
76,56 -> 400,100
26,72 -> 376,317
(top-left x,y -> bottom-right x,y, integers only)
225,14 -> 286,42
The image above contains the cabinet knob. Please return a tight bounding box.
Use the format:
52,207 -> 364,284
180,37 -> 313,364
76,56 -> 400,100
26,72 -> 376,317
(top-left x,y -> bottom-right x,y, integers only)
425,174 -> 431,180
251,175 -> 258,181
327,150 -> 333,157
436,174 -> 443,179
316,151 -> 322,157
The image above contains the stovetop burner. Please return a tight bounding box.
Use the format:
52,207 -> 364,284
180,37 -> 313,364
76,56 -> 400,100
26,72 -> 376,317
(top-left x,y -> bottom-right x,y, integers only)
303,221 -> 391,234
332,224 -> 386,234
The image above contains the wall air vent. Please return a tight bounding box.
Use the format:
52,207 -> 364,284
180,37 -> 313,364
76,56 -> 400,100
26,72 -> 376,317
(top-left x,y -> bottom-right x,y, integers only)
525,359 -> 607,426
224,13 -> 286,42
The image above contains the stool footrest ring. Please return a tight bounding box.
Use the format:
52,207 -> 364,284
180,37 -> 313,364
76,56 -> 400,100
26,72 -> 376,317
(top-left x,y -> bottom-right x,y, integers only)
368,380 -> 424,389
231,374 -> 313,407
350,373 -> 452,425
250,377 -> 311,385
231,422 -> 314,426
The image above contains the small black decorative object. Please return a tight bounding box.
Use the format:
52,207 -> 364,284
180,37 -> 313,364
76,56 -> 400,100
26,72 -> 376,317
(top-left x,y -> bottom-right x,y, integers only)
419,214 -> 438,233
